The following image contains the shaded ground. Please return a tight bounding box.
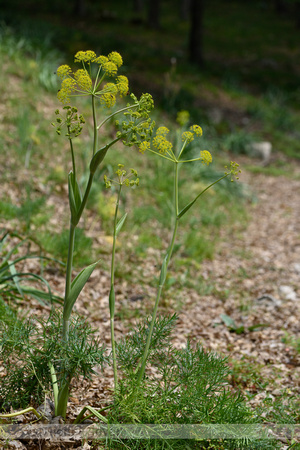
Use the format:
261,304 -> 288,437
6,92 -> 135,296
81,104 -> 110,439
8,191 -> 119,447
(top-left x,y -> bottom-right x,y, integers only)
1,159 -> 300,449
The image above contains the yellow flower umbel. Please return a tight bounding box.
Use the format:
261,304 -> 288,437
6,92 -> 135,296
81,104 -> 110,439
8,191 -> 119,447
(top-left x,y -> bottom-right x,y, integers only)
152,127 -> 173,155
200,150 -> 212,165
74,50 -> 97,63
137,121 -> 210,167
181,131 -> 194,143
181,125 -> 203,144
138,141 -> 151,154
176,110 -> 190,127
56,50 -> 128,106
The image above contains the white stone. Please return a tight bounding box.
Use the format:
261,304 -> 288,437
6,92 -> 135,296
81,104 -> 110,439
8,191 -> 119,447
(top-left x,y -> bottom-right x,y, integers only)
293,263 -> 300,274
248,141 -> 272,161
279,285 -> 297,301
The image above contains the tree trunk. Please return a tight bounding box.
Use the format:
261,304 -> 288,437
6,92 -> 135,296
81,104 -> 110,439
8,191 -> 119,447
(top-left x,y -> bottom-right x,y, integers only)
133,0 -> 144,14
188,0 -> 204,66
273,0 -> 288,13
147,0 -> 160,28
295,0 -> 300,28
73,0 -> 86,16
180,0 -> 191,21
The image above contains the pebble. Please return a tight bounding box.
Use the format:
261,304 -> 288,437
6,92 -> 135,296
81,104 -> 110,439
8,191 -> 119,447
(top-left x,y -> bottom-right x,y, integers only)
248,141 -> 272,161
293,263 -> 300,274
279,285 -> 297,301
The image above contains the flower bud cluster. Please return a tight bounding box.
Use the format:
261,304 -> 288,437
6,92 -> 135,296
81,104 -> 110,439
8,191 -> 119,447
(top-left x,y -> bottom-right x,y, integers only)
51,106 -> 85,138
104,165 -> 139,188
224,161 -> 241,181
115,94 -> 156,147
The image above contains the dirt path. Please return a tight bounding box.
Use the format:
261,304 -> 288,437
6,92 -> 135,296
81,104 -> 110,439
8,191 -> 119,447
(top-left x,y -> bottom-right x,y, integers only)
174,169 -> 300,401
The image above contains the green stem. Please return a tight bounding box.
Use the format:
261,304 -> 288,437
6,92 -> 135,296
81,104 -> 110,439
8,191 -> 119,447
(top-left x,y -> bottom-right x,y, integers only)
77,171 -> 95,219
68,133 -> 76,178
56,377 -> 71,419
177,138 -> 189,160
62,222 -> 76,341
97,103 -> 137,130
110,184 -> 122,390
49,363 -> 59,415
136,162 -> 180,384
0,407 -> 42,420
92,95 -> 98,156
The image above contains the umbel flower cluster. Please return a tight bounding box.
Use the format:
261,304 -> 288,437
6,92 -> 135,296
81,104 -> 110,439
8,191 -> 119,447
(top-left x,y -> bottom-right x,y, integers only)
56,50 -> 129,106
104,164 -> 139,189
52,106 -> 85,137
54,50 -> 156,149
139,124 -> 213,166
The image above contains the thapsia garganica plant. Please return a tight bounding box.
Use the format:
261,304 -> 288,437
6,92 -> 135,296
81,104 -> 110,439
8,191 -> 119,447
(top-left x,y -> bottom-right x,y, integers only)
52,50 -> 241,418
0,50 -> 242,424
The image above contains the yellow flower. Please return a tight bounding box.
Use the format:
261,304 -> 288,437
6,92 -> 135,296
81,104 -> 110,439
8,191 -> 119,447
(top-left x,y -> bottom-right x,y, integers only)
200,150 -> 212,165
176,110 -> 190,126
181,131 -> 194,143
57,78 -> 76,103
102,82 -> 118,95
139,141 -> 150,154
153,135 -> 173,154
57,65 -> 72,79
108,51 -> 123,68
93,55 -> 108,65
190,124 -> 203,137
116,75 -> 129,96
74,50 -> 96,63
103,61 -> 118,77
74,69 -> 92,91
100,93 -> 116,108
156,126 -> 169,136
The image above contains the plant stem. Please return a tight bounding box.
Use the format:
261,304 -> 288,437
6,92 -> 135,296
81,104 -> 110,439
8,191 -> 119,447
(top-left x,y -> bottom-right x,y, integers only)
92,95 -> 98,156
110,184 -> 122,390
62,222 -> 76,342
77,171 -> 94,219
68,133 -> 76,178
49,363 -> 59,415
56,378 -> 71,418
136,162 -> 180,384
97,103 -> 137,130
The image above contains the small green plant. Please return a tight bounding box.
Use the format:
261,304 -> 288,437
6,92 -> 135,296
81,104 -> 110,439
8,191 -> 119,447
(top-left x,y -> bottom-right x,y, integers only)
0,50 -> 275,449
0,190 -> 47,233
282,332 -> 300,354
0,310 -> 105,411
0,230 -> 61,306
220,314 -> 269,335
228,357 -> 269,393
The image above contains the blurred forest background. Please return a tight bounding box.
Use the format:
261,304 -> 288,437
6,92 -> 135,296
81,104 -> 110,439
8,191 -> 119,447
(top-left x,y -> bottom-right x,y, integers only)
1,0 -> 300,163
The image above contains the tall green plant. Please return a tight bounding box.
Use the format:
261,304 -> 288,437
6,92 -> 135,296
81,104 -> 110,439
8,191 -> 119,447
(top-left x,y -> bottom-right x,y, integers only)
1,51 -> 243,433
50,50 -> 155,417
